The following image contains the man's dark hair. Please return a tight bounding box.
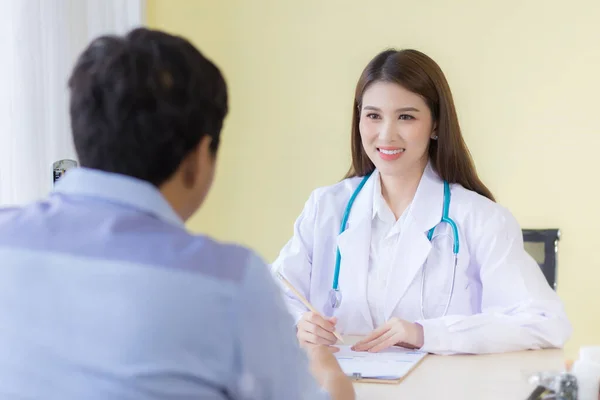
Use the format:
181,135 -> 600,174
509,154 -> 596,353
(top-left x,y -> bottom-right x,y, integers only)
68,27 -> 228,187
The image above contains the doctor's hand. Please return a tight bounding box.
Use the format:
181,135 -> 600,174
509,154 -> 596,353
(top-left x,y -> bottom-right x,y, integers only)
297,312 -> 339,348
351,318 -> 424,353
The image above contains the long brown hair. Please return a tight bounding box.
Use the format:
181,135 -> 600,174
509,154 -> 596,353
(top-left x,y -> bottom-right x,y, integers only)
345,49 -> 495,201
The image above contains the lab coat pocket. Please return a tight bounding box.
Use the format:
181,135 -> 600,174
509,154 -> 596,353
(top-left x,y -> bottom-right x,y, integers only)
420,231 -> 459,318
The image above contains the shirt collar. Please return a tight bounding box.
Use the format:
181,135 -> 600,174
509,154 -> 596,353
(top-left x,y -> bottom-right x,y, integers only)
372,169 -> 416,229
53,168 -> 185,227
372,170 -> 396,223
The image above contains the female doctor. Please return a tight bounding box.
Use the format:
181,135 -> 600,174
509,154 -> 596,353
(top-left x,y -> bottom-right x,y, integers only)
272,49 -> 571,355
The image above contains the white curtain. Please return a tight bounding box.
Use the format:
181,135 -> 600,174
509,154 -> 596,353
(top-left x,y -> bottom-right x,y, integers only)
0,0 -> 144,207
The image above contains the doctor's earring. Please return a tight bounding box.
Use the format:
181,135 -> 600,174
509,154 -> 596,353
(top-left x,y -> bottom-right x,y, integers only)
431,135 -> 439,140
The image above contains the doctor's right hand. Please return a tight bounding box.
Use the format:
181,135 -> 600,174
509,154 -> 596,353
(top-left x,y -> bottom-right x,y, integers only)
297,312 -> 339,348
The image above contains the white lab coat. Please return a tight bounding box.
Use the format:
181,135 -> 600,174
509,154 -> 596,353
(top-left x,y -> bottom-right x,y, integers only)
272,163 -> 572,355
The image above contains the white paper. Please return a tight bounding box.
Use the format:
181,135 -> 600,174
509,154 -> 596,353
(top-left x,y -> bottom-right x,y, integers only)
334,345 -> 427,380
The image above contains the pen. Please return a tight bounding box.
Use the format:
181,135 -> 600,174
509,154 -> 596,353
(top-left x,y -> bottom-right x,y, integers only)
276,272 -> 344,344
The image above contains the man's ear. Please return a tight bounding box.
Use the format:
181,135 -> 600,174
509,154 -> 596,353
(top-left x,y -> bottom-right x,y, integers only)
181,149 -> 197,189
197,135 -> 213,161
181,135 -> 213,189
182,138 -> 205,189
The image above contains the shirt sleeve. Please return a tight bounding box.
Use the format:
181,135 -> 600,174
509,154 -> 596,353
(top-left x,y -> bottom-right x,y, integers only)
416,207 -> 572,355
229,251 -> 330,400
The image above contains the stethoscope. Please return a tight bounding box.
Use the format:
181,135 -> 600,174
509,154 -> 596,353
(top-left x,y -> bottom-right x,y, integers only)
328,172 -> 460,319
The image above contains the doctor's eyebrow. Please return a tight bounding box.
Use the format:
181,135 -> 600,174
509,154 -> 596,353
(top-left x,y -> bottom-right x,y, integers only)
362,105 -> 421,112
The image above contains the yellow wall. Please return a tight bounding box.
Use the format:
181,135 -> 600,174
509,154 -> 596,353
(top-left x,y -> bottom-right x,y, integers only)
148,0 -> 600,357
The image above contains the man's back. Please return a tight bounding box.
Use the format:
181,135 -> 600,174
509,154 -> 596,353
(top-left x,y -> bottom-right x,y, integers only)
0,169 -> 326,399
0,26 -> 353,400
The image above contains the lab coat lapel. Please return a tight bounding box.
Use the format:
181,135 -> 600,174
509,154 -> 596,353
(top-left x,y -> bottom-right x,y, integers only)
336,173 -> 376,332
384,163 -> 445,320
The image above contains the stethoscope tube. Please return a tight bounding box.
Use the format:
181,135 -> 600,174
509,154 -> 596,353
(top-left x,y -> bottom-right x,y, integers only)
332,172 -> 373,291
421,254 -> 458,319
329,172 -> 373,310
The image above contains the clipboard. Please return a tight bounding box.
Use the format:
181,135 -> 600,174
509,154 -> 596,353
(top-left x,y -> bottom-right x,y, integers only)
334,346 -> 427,384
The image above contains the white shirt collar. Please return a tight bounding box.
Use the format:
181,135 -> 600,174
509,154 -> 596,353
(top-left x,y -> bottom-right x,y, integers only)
372,170 -> 397,224
371,169 -> 414,235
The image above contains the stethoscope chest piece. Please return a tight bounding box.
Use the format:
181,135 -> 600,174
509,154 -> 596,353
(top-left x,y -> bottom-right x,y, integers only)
329,288 -> 342,309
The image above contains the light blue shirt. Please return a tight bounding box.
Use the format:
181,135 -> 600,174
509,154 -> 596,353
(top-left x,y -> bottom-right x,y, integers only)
0,168 -> 328,400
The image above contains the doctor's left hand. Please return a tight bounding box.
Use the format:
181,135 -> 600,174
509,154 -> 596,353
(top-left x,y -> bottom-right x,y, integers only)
351,318 -> 424,353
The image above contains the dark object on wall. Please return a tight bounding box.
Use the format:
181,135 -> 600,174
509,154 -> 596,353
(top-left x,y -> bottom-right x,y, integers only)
522,229 -> 560,290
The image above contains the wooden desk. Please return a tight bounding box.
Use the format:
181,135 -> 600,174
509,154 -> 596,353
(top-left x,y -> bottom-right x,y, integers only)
343,337 -> 564,399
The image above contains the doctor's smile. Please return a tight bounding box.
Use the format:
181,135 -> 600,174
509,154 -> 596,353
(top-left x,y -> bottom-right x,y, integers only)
272,48 -> 570,356
376,146 -> 405,161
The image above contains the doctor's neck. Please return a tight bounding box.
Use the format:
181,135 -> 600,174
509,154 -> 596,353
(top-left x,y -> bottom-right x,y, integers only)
379,161 -> 427,220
